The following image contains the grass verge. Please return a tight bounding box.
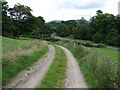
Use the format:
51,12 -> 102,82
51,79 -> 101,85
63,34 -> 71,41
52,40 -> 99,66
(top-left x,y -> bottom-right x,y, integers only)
37,45 -> 67,88
57,43 -> 118,88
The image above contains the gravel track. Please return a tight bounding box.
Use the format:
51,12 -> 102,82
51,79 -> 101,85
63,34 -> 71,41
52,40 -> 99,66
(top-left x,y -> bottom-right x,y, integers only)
3,45 -> 55,88
57,45 -> 88,88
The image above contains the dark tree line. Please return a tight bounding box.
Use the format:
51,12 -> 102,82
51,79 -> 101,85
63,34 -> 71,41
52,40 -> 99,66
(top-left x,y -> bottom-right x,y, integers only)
54,10 -> 120,46
2,1 -> 52,39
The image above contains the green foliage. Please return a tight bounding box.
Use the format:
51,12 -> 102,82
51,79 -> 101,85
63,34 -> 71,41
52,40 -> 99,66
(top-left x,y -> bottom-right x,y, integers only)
56,24 -> 70,37
2,16 -> 15,37
2,2 -> 15,37
105,28 -> 119,46
90,13 -> 119,46
74,24 -> 89,39
48,21 -> 60,28
92,33 -> 104,43
56,20 -> 77,37
45,37 -> 59,42
9,3 -> 32,20
96,43 -> 106,48
37,46 -> 67,88
79,42 -> 93,47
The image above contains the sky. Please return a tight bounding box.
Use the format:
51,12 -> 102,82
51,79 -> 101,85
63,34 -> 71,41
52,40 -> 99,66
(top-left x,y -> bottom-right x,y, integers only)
6,0 -> 120,22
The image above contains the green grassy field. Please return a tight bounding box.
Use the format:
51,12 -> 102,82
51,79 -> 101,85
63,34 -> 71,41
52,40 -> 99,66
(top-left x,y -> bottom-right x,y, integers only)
2,36 -> 39,53
37,45 -> 67,88
2,36 -> 48,85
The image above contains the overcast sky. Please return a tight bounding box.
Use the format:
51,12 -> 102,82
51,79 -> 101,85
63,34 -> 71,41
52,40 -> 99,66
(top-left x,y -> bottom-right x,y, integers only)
6,0 -> 119,22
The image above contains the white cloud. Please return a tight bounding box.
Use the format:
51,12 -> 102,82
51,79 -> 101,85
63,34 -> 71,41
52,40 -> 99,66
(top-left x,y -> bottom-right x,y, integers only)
6,0 -> 120,22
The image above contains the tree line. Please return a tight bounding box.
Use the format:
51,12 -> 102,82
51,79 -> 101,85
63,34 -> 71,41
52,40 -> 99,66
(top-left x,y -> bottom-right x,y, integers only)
2,1 -> 120,46
53,10 -> 120,46
2,1 -> 52,39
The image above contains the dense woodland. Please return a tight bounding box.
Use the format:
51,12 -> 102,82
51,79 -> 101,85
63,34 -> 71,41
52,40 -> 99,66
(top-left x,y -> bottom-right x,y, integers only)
51,12 -> 120,46
2,1 -> 120,46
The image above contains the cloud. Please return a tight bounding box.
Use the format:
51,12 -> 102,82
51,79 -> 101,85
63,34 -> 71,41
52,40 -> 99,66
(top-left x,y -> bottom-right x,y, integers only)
55,0 -> 108,10
57,0 -> 105,9
6,0 -> 120,22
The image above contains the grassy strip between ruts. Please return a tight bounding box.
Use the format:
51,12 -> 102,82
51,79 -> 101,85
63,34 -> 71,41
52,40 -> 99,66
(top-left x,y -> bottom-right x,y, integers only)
2,45 -> 48,85
57,43 -> 118,88
37,45 -> 67,88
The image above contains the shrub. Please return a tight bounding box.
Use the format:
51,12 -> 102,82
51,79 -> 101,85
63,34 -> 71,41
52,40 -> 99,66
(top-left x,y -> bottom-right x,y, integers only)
83,42 -> 94,47
105,29 -> 119,46
45,37 -> 59,42
97,43 -> 107,48
92,33 -> 104,43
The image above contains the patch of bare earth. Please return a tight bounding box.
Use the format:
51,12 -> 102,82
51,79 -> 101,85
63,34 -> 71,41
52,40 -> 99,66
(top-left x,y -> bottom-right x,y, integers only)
3,45 -> 55,88
57,45 -> 88,88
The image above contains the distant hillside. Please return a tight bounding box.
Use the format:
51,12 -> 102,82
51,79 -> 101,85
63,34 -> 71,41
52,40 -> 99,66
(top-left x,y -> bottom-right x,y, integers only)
74,19 -> 90,24
48,19 -> 90,28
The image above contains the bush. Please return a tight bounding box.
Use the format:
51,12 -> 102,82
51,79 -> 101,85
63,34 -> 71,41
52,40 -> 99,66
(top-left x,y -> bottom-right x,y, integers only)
105,29 -> 119,46
77,42 -> 97,47
92,33 -> 104,43
45,37 -> 59,42
97,43 -> 107,48
83,42 -> 95,47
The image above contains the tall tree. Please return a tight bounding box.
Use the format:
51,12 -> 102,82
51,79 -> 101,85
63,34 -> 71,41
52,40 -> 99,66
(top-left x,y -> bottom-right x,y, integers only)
56,24 -> 70,37
96,10 -> 103,15
9,3 -> 32,20
74,24 -> 89,39
80,17 -> 86,24
2,1 -> 15,37
8,3 -> 32,38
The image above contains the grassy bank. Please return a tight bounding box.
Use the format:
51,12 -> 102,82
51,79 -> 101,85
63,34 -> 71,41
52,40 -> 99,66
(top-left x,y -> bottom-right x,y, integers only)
57,43 -> 118,88
2,36 -> 39,53
37,45 -> 67,88
2,36 -> 48,85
